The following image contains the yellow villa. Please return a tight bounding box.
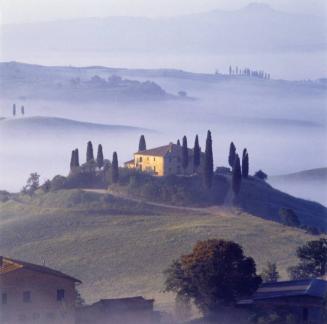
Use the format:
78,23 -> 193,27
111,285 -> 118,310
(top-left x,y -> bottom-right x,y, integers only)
124,143 -> 205,176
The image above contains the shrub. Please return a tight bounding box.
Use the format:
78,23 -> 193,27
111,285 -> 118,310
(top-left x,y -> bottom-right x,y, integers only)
254,170 -> 268,180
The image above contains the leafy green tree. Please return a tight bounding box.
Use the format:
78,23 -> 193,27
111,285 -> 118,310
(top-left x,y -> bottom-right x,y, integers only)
182,136 -> 189,170
111,152 -> 119,183
164,239 -> 261,314
96,144 -> 104,169
193,135 -> 201,172
228,142 -> 236,168
204,130 -> 213,188
261,262 -> 280,283
242,148 -> 249,178
138,135 -> 146,151
21,173 -> 40,195
86,141 -> 94,162
232,154 -> 242,195
279,208 -> 300,227
288,238 -> 327,279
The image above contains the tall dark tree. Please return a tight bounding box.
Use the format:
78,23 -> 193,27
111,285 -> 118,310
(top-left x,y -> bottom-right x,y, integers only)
86,141 -> 94,162
242,148 -> 249,178
261,262 -> 280,283
288,239 -> 327,279
193,135 -> 201,172
13,104 -> 16,117
111,152 -> 119,183
182,136 -> 189,170
21,105 -> 25,115
96,144 -> 104,169
228,142 -> 236,168
164,239 -> 261,314
74,149 -> 80,167
204,130 -> 213,188
229,65 -> 232,76
138,135 -> 146,152
177,139 -> 181,146
70,150 -> 75,170
232,154 -> 242,195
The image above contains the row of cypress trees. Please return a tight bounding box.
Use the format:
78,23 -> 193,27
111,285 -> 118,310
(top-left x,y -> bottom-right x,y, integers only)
70,141 -> 119,183
229,142 -> 249,194
12,104 -> 25,116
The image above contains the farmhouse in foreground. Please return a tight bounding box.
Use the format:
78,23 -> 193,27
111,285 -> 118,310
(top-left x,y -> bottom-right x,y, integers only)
0,256 -> 81,324
125,142 -> 205,176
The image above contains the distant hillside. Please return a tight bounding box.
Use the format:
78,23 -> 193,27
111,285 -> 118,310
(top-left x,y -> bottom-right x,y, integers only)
271,168 -> 327,182
0,189 -> 323,310
0,62 -> 176,102
0,116 -> 151,136
269,168 -> 327,207
2,4 -> 325,55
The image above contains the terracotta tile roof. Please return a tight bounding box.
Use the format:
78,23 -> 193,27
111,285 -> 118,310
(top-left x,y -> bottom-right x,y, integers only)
135,143 -> 196,157
0,256 -> 81,283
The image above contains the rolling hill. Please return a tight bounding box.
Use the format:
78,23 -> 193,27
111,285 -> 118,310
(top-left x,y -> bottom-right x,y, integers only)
0,189 -> 325,311
0,116 -> 152,137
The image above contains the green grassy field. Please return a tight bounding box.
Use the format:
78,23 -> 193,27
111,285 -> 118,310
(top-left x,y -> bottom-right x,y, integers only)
0,189 -> 324,311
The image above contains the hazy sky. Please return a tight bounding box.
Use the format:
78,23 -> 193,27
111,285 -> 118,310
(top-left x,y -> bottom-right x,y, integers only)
1,0 -> 326,24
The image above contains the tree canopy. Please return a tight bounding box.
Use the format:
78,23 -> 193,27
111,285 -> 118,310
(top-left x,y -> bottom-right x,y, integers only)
164,239 -> 261,314
261,262 -> 280,283
204,130 -> 213,188
228,142 -> 236,168
182,136 -> 189,170
96,144 -> 104,169
232,154 -> 242,195
138,135 -> 146,152
111,152 -> 119,184
288,238 -> 327,279
86,141 -> 94,162
193,135 -> 201,171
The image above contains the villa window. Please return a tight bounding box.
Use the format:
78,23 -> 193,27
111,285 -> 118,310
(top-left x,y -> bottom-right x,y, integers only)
57,289 -> 65,301
139,157 -> 142,162
2,292 -> 7,305
23,291 -> 31,303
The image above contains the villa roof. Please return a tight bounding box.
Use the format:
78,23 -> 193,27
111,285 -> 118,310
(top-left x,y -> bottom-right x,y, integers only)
134,143 -> 197,157
0,256 -> 81,283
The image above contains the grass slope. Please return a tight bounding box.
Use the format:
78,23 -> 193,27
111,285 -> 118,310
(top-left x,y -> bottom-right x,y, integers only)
0,189 -> 324,310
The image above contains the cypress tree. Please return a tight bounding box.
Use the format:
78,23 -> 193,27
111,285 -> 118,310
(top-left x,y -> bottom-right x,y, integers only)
111,152 -> 119,183
138,135 -> 146,152
204,130 -> 214,188
96,144 -> 104,169
86,141 -> 94,162
182,136 -> 189,170
242,149 -> 249,178
193,135 -> 201,172
228,142 -> 236,168
21,105 -> 25,115
232,154 -> 242,195
70,150 -> 75,170
13,104 -> 16,117
177,139 -> 181,146
74,149 -> 80,167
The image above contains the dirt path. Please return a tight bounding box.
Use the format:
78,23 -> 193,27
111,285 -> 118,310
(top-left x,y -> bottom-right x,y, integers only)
83,189 -> 216,214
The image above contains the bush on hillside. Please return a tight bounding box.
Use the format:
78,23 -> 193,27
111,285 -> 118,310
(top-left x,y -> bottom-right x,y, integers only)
279,208 -> 300,227
254,170 -> 268,180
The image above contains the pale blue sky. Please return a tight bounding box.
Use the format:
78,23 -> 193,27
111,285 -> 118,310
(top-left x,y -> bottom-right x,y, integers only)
1,0 -> 326,24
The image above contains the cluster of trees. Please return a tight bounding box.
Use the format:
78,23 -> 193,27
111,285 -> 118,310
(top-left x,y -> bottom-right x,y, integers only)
164,238 -> 327,322
12,104 -> 25,117
175,131 -> 213,188
228,142 -> 249,195
70,141 -> 119,184
228,66 -> 271,79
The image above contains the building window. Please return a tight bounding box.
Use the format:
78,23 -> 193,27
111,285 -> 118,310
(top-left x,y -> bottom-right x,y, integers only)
153,157 -> 156,161
2,293 -> 7,305
32,313 -> 40,320
139,157 -> 142,162
154,166 -> 156,173
46,313 -> 55,320
57,289 -> 65,301
23,291 -> 31,303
